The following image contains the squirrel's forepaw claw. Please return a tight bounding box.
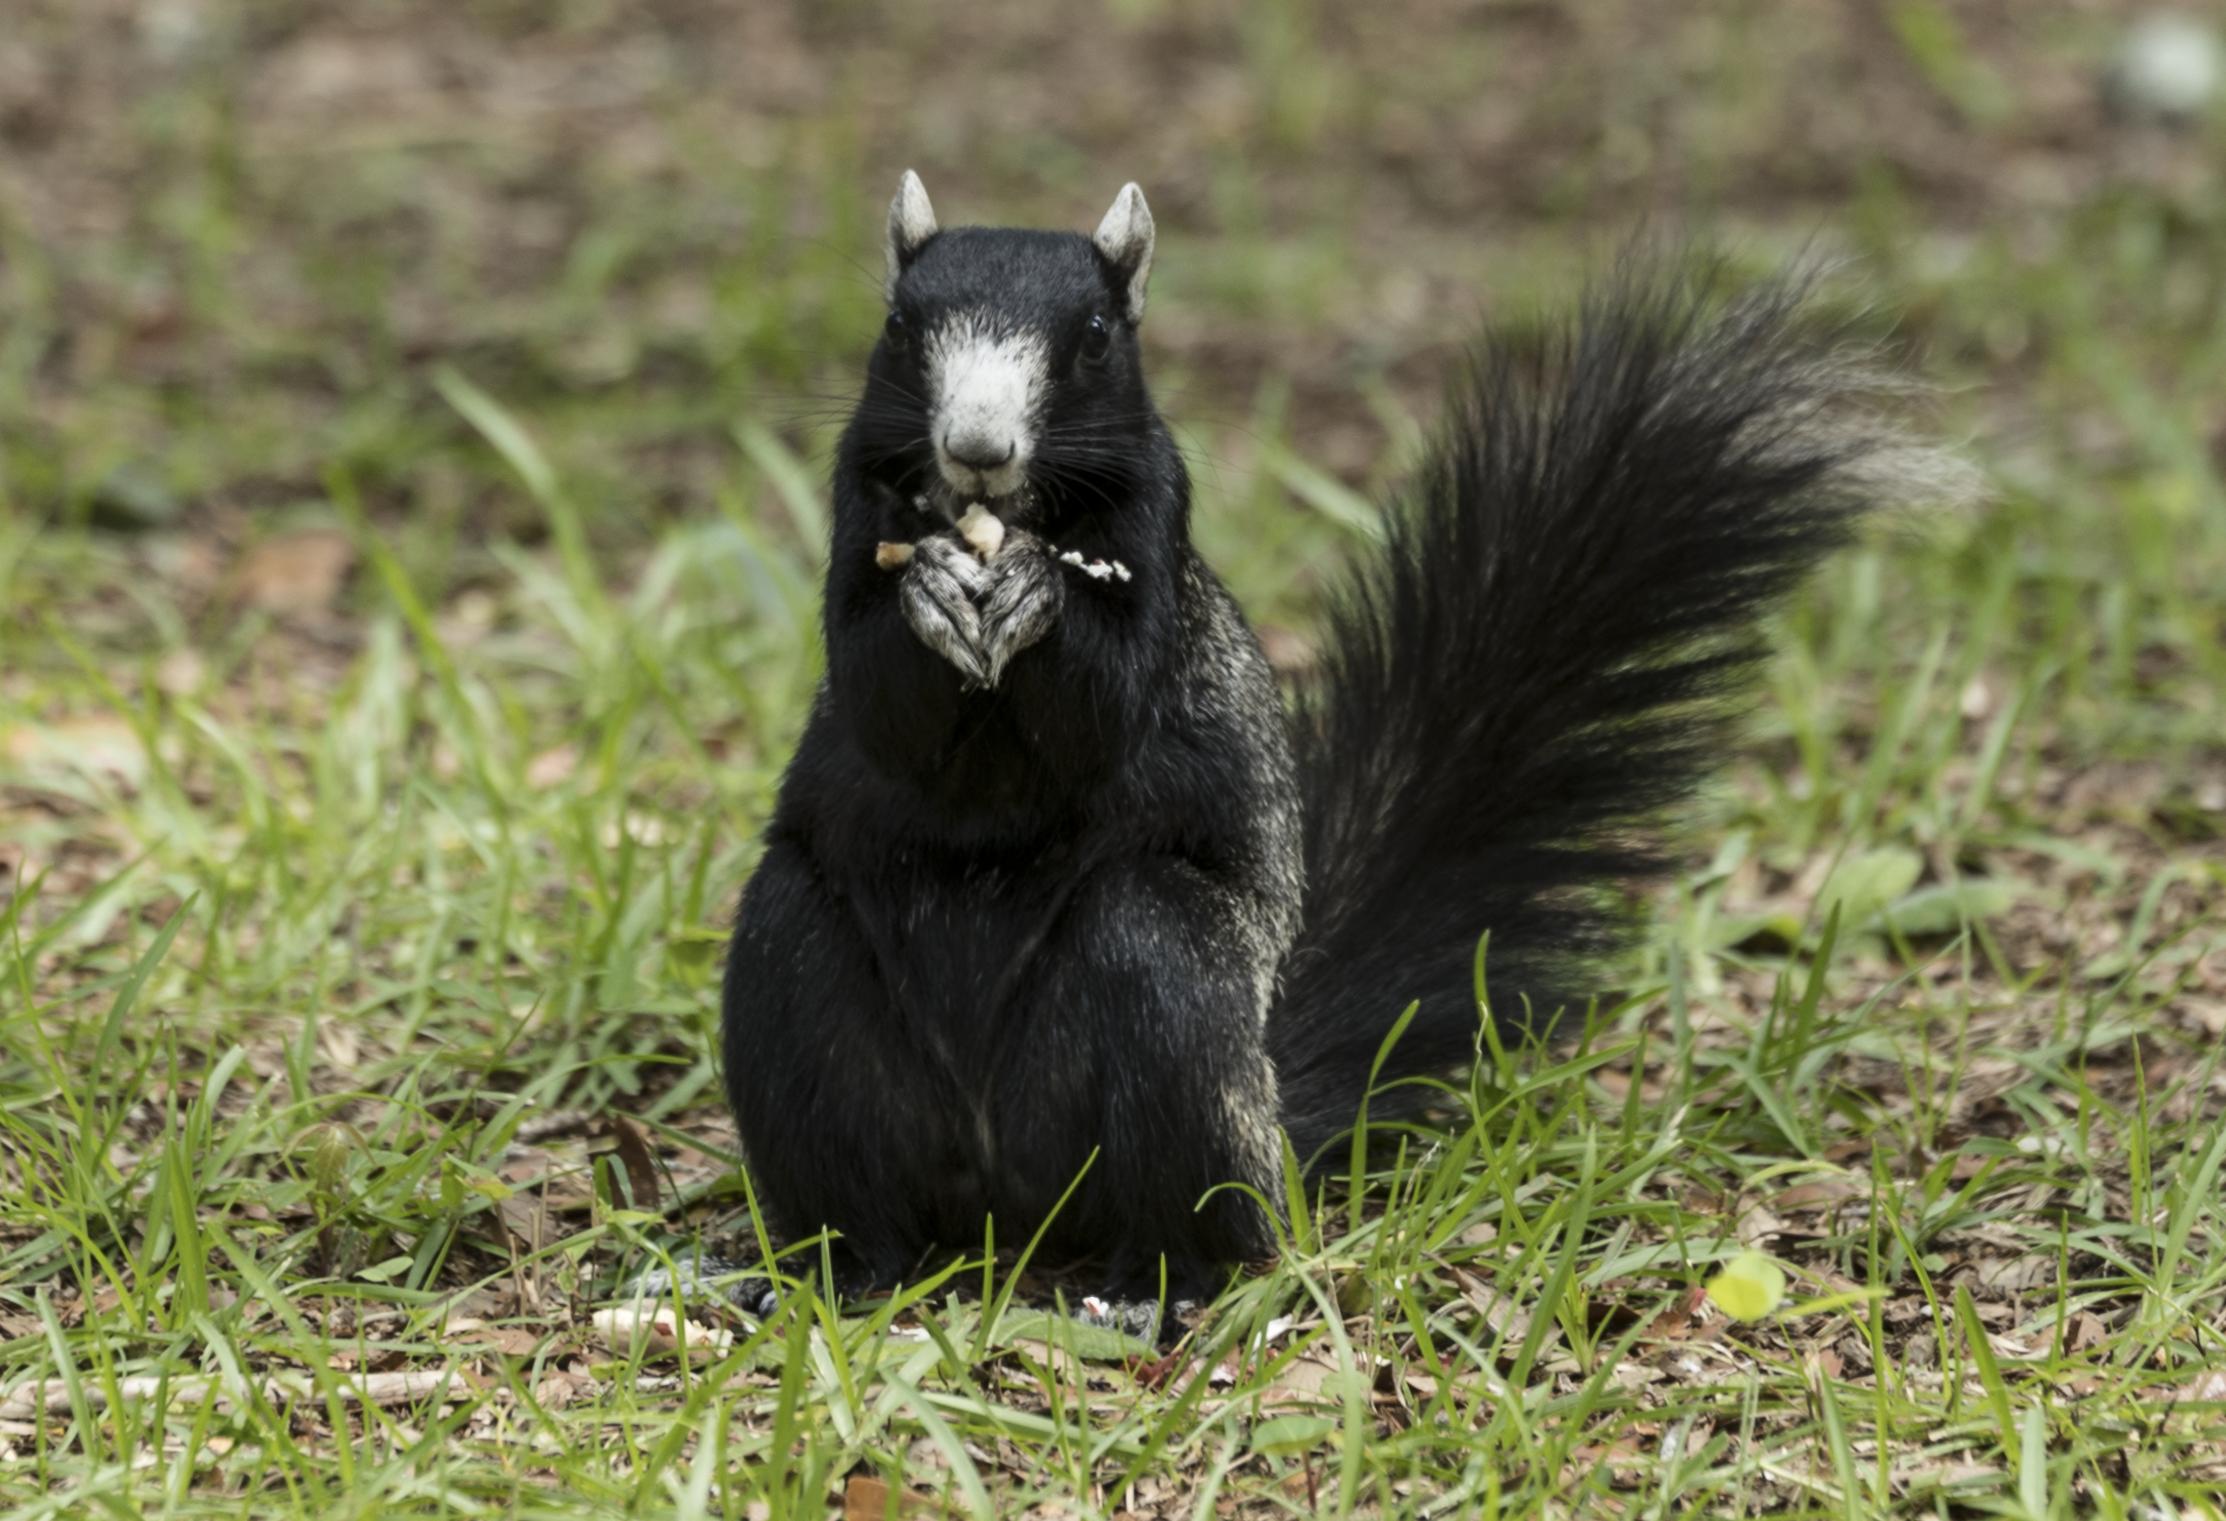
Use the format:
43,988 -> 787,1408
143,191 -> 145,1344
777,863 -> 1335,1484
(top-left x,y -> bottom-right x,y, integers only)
978,558 -> 1062,686
900,537 -> 994,682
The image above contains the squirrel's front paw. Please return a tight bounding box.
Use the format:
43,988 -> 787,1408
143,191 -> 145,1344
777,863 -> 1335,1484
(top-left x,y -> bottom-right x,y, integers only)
978,532 -> 1064,686
899,536 -> 992,686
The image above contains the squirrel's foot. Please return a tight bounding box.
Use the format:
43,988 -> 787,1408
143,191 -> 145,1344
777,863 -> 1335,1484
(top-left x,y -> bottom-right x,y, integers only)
619,1250 -> 769,1316
978,531 -> 1064,686
1067,1258 -> 1215,1344
627,1254 -> 897,1322
898,535 -> 993,685
1069,1290 -> 1206,1345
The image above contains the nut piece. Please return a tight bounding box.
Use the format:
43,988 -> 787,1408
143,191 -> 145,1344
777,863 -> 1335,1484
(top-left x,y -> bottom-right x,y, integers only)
1056,548 -> 1132,583
874,541 -> 916,571
956,504 -> 1006,561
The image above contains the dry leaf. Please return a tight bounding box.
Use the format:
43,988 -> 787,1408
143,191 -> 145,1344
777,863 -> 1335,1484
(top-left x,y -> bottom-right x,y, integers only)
155,647 -> 206,695
534,1366 -> 593,1410
236,529 -> 355,614
2183,1368 -> 2226,1403
1002,1338 -> 1087,1388
1972,1253 -> 2055,1291
1772,1175 -> 1867,1211
1449,1265 -> 1534,1346
1254,1348 -> 1348,1412
844,1474 -> 944,1519
0,1368 -> 461,1420
525,746 -> 578,788
1640,1286 -> 1714,1344
496,1188 -> 560,1254
604,1114 -> 662,1211
1,716 -> 149,789
445,1318 -> 546,1357
2067,1311 -> 2110,1352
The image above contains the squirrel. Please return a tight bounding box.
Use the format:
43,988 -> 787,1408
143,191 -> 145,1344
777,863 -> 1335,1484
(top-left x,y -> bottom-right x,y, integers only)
715,172 -> 1964,1321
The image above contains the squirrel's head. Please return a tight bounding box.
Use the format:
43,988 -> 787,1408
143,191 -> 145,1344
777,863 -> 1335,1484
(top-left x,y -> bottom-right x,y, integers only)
855,171 -> 1158,522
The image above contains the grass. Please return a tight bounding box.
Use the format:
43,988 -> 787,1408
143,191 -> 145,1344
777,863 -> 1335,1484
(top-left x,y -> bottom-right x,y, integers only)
3,1 -> 2225,1515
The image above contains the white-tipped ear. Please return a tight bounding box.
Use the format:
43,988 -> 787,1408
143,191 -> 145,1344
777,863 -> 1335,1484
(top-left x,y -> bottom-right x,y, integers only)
885,170 -> 938,301
1092,182 -> 1155,323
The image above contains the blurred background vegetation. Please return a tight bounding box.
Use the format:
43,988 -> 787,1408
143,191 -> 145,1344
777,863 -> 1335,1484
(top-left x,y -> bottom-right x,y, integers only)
6,0 -> 2219,546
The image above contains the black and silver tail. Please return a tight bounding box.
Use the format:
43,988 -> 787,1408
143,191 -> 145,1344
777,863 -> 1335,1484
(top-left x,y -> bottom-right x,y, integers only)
1270,258 -> 1971,1159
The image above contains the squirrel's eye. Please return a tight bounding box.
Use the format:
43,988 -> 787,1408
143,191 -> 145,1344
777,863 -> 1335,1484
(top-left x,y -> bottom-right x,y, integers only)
1080,313 -> 1112,363
884,311 -> 909,352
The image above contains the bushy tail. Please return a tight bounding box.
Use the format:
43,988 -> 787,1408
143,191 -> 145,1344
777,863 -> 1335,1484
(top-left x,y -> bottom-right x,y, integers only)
1268,257 -> 1970,1161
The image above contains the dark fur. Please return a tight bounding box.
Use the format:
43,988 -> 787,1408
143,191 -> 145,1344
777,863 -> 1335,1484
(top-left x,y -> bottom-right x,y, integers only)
723,222 -> 1299,1299
722,218 -> 1952,1300
1271,264 -> 1961,1158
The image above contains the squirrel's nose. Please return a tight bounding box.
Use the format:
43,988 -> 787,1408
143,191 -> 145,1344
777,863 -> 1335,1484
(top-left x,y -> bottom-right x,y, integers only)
941,432 -> 1017,472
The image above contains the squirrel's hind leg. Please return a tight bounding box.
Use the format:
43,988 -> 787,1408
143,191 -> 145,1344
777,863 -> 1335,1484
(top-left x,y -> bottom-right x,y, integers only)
728,1247 -> 910,1321
986,858 -> 1287,1282
721,838 -> 954,1287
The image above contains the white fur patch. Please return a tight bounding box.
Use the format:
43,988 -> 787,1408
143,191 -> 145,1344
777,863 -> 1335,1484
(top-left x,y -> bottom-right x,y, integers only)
926,313 -> 1047,500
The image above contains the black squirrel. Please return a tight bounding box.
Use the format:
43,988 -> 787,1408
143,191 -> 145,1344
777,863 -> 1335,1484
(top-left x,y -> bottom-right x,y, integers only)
717,173 -> 1961,1316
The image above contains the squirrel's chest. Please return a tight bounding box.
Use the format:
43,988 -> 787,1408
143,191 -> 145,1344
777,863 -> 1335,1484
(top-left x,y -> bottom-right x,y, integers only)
840,855 -> 1077,1050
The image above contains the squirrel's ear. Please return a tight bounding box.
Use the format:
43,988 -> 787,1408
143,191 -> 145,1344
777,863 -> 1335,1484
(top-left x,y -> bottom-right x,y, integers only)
1092,183 -> 1154,324
885,170 -> 938,302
